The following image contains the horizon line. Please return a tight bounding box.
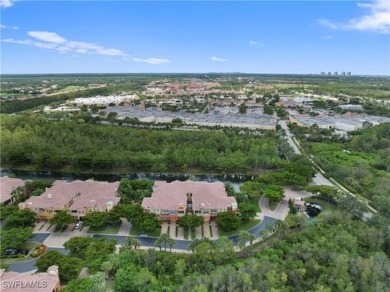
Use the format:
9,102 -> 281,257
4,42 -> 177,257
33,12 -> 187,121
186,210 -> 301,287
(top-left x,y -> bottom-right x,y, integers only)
1,72 -> 389,77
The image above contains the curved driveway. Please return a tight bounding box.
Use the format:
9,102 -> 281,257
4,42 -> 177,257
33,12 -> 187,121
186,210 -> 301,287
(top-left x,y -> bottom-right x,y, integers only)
8,216 -> 278,273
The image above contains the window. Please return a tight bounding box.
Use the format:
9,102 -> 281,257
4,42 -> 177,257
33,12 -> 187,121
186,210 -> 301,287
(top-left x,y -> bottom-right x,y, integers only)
72,210 -> 77,213
178,211 -> 185,214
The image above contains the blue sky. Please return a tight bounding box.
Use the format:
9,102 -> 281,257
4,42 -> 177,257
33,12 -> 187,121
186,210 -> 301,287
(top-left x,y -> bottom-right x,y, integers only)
1,0 -> 389,75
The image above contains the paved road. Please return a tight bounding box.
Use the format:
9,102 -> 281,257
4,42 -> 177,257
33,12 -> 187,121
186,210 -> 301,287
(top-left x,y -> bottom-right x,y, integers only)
259,197 -> 289,221
230,216 -> 277,244
280,120 -> 377,218
7,215 -> 278,273
92,234 -> 192,250
7,247 -> 68,273
279,121 -> 301,155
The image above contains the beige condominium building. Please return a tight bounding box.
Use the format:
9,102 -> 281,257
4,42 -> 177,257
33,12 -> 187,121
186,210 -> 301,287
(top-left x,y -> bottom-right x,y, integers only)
18,179 -> 120,219
142,180 -> 237,222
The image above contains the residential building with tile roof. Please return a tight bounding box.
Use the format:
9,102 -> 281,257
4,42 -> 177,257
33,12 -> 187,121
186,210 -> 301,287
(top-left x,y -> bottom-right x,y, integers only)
142,180 -> 237,222
0,176 -> 26,204
0,265 -> 60,292
18,179 -> 120,219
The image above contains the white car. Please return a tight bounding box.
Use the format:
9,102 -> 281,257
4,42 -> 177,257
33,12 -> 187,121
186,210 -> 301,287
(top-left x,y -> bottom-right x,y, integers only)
75,221 -> 83,229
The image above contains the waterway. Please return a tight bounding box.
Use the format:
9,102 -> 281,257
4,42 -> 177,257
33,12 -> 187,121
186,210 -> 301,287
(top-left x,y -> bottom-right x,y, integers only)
0,168 -> 257,191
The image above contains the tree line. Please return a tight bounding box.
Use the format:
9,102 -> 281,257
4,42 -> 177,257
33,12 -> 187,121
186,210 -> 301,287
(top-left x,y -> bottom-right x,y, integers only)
1,114 -> 286,173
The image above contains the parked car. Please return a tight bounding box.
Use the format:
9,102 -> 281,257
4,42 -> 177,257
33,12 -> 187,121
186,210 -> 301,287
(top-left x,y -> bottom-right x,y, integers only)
3,249 -> 17,256
75,221 -> 83,229
17,249 -> 29,255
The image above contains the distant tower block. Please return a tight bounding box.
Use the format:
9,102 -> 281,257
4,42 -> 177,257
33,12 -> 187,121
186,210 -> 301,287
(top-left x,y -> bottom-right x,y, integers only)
328,72 -> 332,75
321,72 -> 325,75
342,72 -> 346,76
347,72 -> 351,76
334,71 -> 338,76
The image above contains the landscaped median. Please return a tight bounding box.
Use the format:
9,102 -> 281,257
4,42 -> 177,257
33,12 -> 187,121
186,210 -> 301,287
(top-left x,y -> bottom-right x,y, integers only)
31,244 -> 47,258
0,241 -> 41,268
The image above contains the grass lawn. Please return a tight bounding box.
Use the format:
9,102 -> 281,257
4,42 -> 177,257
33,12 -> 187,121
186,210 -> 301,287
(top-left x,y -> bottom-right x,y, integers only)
55,86 -> 84,93
218,219 -> 261,237
88,226 -> 120,235
0,256 -> 32,265
0,241 -> 41,265
303,197 -> 337,212
130,226 -> 161,237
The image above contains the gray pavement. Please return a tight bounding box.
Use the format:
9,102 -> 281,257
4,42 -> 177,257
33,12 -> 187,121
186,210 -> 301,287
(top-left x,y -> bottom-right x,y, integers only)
259,196 -> 289,221
202,222 -> 211,238
210,221 -> 219,239
279,121 -> 301,155
7,214 -> 278,273
6,247 -> 68,273
117,219 -> 132,236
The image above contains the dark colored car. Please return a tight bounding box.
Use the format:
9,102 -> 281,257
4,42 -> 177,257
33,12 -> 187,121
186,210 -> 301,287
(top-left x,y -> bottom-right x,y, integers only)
3,249 -> 18,256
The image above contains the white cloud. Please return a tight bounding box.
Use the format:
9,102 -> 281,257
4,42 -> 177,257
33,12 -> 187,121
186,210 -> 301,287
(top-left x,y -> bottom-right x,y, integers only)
317,19 -> 339,30
318,0 -> 390,34
249,40 -> 265,46
3,30 -> 169,64
28,31 -> 67,43
3,31 -> 129,57
324,35 -> 333,40
132,57 -> 170,65
0,24 -> 18,30
3,38 -> 31,45
211,56 -> 227,62
0,0 -> 13,8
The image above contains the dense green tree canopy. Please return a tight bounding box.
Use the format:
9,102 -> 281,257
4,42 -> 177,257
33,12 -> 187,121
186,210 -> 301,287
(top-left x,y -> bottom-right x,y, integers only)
5,209 -> 36,228
1,114 -> 285,173
238,203 -> 257,222
49,210 -> 74,231
0,227 -> 32,252
215,211 -> 241,232
177,214 -> 204,231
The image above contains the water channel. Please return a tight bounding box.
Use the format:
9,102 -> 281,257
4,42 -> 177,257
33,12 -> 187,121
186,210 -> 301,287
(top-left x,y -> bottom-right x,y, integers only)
1,168 -> 257,191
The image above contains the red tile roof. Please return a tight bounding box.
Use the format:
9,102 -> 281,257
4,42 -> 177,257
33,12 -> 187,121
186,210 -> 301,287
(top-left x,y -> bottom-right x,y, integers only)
142,180 -> 237,211
0,176 -> 25,204
20,180 -> 119,211
0,265 -> 60,292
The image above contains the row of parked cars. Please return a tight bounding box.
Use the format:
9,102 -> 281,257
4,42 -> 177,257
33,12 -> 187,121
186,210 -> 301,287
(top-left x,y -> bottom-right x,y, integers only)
3,249 -> 29,256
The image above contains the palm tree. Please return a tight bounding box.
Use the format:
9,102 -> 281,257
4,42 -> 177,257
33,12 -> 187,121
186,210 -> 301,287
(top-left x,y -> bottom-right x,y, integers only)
248,233 -> 256,253
238,231 -> 251,252
167,237 -> 175,252
123,236 -> 141,251
155,233 -> 172,251
11,186 -> 25,203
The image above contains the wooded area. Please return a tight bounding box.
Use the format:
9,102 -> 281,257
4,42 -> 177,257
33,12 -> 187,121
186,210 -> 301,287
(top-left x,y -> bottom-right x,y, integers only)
0,114 -> 287,173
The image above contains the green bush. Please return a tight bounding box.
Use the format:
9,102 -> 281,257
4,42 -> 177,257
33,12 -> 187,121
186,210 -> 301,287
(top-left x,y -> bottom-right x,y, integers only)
31,244 -> 47,258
